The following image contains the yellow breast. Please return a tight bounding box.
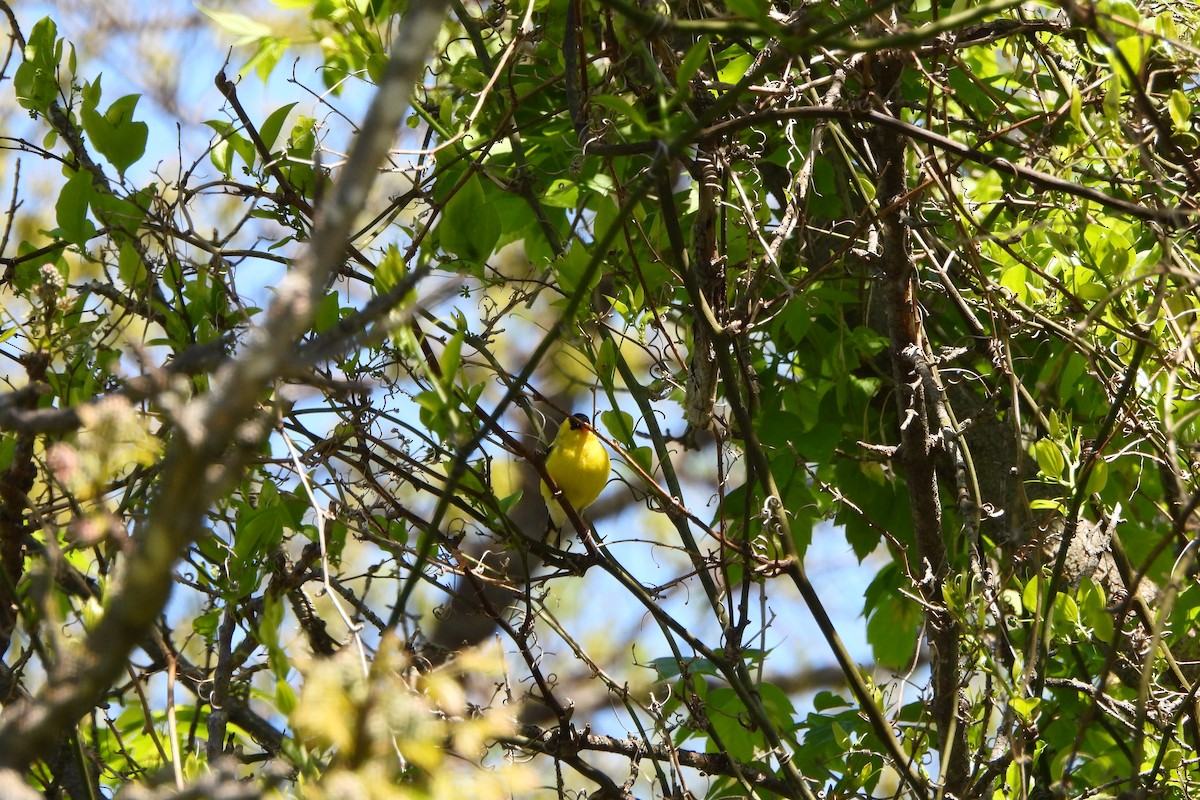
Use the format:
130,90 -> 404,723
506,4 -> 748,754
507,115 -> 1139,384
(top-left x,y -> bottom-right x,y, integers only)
540,423 -> 610,528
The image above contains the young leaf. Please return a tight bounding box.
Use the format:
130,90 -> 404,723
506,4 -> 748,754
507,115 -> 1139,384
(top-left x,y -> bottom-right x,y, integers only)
259,102 -> 298,152
80,78 -> 148,177
14,17 -> 63,114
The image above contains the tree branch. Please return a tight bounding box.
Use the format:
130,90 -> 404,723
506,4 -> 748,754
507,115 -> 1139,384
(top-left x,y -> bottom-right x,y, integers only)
868,49 -> 970,795
0,0 -> 451,769
699,106 -> 1190,225
510,726 -> 797,797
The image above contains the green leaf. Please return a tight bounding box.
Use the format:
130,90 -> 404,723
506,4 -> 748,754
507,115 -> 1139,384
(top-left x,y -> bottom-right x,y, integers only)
1084,458 -> 1108,494
276,678 -> 299,716
14,17 -> 63,114
246,37 -> 289,82
192,611 -> 220,639
1047,411 -> 1062,439
1114,34 -> 1150,77
259,593 -> 284,649
789,409 -> 839,464
1057,592 -> 1080,627
1022,575 -> 1042,615
367,51 -> 388,84
198,5 -> 273,45
554,241 -> 602,297
1079,578 -> 1113,642
259,102 -> 298,152
1000,263 -> 1036,303
1034,439 -> 1066,480
1169,90 -> 1192,132
1156,10 -> 1179,46
315,290 -> 342,333
376,243 -> 415,301
55,168 -> 97,247
540,178 -> 579,209
498,490 -> 523,514
865,595 -> 921,669
1103,73 -> 1123,120
1096,0 -> 1143,37
675,39 -> 711,92
206,125 -> 235,176
832,720 -> 852,751
90,190 -> 150,235
1010,696 -> 1041,723
648,655 -> 721,681
282,117 -> 317,195
725,0 -> 768,19
593,337 -> 617,384
231,502 -> 288,592
414,390 -> 453,439
80,78 -> 148,177
206,120 -> 257,177
705,688 -> 755,762
812,691 -> 851,711
647,657 -> 681,680
440,330 -> 464,384
629,445 -> 653,475
440,174 -> 500,266
116,240 -> 145,286
758,682 -> 796,731
600,409 -> 635,448
718,54 -> 754,85
591,93 -> 649,132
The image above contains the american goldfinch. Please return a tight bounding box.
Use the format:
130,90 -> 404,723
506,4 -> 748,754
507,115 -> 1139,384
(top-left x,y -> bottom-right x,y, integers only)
540,413 -> 610,537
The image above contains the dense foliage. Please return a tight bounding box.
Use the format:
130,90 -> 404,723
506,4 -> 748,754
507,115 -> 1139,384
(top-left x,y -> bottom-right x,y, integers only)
2,0 -> 1200,797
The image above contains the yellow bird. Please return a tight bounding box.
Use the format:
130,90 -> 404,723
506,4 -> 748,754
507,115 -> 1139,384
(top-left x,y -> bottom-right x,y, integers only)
540,413 -> 610,537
